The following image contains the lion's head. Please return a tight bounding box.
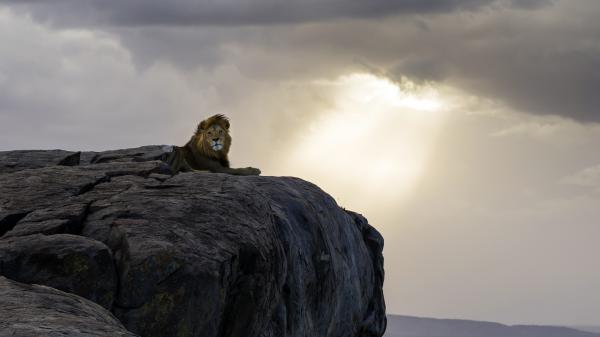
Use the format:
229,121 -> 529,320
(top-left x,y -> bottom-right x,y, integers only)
192,114 -> 232,160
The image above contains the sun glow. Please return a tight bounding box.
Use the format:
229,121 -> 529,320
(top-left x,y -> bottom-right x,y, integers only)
284,73 -> 447,210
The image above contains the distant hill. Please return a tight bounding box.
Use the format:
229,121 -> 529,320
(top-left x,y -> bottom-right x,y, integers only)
385,315 -> 600,337
577,327 -> 600,334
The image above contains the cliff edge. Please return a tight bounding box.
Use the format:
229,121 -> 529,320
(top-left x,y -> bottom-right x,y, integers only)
0,146 -> 386,337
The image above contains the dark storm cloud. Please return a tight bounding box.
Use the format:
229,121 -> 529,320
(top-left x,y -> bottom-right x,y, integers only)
388,1 -> 600,122
392,46 -> 600,122
3,0 -> 499,26
2,0 -> 598,122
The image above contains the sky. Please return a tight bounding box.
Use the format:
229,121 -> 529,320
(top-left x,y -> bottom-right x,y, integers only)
1,0 -> 600,327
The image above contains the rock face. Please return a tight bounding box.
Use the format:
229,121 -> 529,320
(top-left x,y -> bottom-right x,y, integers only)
0,146 -> 386,337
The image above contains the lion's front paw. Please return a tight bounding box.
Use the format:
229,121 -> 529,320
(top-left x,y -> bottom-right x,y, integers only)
243,167 -> 261,176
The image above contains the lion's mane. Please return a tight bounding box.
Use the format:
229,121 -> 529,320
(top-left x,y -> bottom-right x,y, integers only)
191,114 -> 232,167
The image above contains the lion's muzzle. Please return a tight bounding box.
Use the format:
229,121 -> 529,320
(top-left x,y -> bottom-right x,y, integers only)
211,140 -> 224,151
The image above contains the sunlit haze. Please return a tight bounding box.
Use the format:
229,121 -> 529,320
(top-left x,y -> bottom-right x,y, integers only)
281,73 -> 447,209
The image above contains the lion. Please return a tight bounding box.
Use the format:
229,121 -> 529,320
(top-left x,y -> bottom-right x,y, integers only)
166,114 -> 261,176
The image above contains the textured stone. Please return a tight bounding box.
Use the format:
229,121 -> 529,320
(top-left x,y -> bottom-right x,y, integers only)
0,276 -> 137,337
0,145 -> 172,174
4,202 -> 89,237
0,160 -> 171,236
0,149 -> 76,174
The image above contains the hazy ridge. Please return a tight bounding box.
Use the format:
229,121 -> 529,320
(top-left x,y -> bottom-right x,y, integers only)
385,315 -> 600,337
577,327 -> 600,334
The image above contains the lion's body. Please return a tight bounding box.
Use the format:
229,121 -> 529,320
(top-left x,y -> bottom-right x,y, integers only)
166,139 -> 229,173
166,114 -> 260,176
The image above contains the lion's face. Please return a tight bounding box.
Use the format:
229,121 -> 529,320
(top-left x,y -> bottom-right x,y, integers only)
193,114 -> 232,159
203,124 -> 229,152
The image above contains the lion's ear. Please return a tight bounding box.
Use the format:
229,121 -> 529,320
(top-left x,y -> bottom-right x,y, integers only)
223,119 -> 230,130
198,120 -> 208,131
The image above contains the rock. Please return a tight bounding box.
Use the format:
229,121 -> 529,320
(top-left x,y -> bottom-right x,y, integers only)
0,149 -> 76,174
0,276 -> 137,337
0,146 -> 386,337
86,145 -> 173,164
0,160 -> 171,236
58,151 -> 82,166
0,234 -> 117,309
4,202 -> 90,237
0,145 -> 172,174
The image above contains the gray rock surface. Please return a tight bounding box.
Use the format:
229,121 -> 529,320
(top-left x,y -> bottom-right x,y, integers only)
0,149 -> 76,174
0,276 -> 137,337
0,146 -> 386,337
0,145 -> 171,174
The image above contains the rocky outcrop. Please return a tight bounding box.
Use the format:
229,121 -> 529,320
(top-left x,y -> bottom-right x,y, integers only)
0,146 -> 386,337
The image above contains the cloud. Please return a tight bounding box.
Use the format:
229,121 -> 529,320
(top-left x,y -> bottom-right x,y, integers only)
562,165 -> 600,188
0,8 -> 223,151
2,0 -> 500,27
489,115 -> 600,147
4,1 -> 598,123
386,0 -> 600,122
0,8 -> 353,167
383,98 -> 600,325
